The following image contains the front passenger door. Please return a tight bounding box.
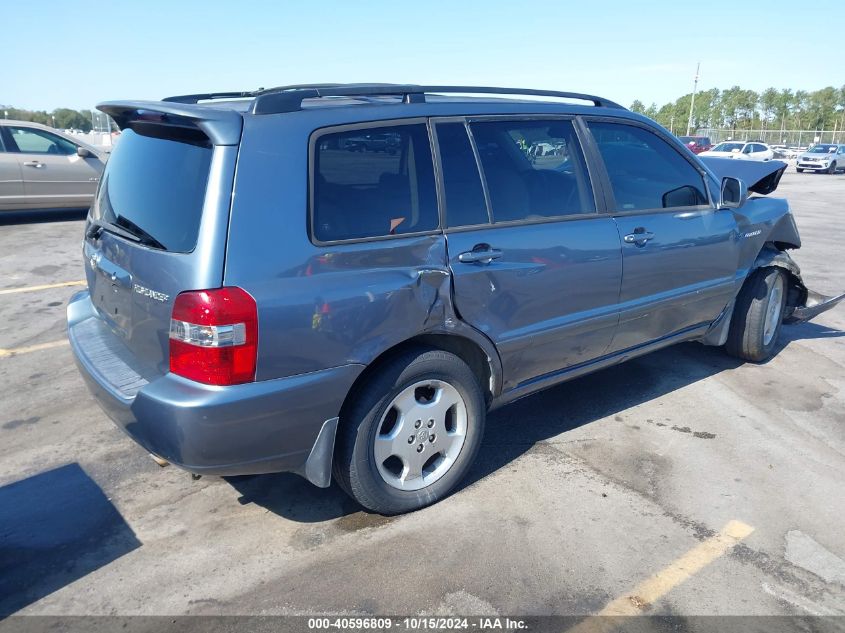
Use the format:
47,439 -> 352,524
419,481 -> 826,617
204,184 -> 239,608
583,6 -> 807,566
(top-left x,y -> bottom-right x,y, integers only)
585,120 -> 740,353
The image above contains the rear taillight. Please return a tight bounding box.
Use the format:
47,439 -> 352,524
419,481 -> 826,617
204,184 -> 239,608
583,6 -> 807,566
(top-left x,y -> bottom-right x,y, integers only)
169,287 -> 258,386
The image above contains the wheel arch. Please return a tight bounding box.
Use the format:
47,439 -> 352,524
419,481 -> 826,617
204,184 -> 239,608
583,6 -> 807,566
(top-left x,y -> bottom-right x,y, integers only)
752,244 -> 808,312
339,331 -> 502,420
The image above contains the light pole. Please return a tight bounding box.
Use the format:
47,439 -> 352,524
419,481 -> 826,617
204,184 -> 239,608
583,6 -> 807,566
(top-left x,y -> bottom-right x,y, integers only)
51,115 -> 55,129
685,62 -> 700,136
3,111 -> 7,120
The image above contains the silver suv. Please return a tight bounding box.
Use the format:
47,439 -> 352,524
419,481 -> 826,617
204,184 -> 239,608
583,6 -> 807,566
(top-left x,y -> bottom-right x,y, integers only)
796,144 -> 845,173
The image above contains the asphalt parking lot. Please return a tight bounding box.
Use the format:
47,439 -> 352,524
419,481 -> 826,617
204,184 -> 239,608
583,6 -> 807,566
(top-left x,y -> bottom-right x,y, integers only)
1,171 -> 844,619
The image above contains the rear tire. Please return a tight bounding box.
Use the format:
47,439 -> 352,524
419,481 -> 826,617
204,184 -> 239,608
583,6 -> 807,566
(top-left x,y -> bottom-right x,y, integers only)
726,267 -> 787,362
333,347 -> 486,515
796,168 -> 804,173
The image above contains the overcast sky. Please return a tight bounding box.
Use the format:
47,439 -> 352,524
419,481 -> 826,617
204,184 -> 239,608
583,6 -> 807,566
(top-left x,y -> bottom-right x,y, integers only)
5,0 -> 841,111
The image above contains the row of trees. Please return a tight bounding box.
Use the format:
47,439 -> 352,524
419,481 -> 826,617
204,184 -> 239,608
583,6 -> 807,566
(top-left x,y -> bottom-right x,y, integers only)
0,106 -> 113,132
6,86 -> 844,136
630,86 -> 845,134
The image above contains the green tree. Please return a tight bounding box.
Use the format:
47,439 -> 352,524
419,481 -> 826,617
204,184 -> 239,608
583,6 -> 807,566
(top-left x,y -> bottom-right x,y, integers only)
52,108 -> 90,131
759,88 -> 779,129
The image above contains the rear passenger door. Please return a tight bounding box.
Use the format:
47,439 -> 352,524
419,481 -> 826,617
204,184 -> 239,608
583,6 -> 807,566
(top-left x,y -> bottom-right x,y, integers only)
436,118 -> 622,390
584,120 -> 739,353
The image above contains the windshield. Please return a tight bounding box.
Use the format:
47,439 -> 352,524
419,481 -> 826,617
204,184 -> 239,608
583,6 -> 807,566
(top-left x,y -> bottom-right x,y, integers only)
678,137 -> 695,144
808,144 -> 837,154
712,142 -> 744,152
93,129 -> 212,253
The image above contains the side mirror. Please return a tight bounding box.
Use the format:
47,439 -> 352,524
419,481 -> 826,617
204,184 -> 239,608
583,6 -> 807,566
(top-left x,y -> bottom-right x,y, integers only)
731,148 -> 741,153
77,146 -> 92,158
721,177 -> 748,209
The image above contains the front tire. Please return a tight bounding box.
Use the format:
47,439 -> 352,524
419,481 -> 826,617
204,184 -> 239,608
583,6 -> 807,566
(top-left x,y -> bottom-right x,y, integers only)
333,347 -> 486,514
726,267 -> 787,362
828,161 -> 837,174
796,168 -> 804,173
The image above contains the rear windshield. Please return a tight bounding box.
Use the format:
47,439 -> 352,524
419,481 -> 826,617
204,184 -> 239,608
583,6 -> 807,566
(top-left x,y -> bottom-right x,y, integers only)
93,128 -> 212,253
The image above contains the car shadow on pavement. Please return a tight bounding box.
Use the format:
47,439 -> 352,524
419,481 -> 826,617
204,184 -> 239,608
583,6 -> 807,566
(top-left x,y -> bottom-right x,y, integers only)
780,320 -> 845,342
459,342 -> 747,492
226,473 -> 358,524
226,320 -> 842,521
0,209 -> 87,226
0,462 -> 140,616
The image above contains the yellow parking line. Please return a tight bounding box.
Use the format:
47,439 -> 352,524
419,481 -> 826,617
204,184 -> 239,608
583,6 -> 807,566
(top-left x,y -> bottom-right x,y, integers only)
0,280 -> 85,295
569,520 -> 754,633
0,339 -> 70,358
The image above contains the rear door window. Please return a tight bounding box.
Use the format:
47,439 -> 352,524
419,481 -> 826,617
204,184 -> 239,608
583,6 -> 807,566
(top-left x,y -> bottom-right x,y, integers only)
468,119 -> 595,222
587,121 -> 709,211
312,123 -> 439,242
93,128 -> 212,253
434,122 -> 489,227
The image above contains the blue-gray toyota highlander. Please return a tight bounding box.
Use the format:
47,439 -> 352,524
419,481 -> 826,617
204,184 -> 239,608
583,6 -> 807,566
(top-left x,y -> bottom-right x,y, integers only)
67,84 -> 844,514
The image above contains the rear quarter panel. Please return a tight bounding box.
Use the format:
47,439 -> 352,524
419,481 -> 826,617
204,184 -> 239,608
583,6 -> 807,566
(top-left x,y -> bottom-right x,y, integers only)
224,114 -> 458,381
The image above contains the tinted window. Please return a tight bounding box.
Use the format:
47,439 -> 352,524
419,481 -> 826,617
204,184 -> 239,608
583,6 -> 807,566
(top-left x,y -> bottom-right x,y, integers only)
313,123 -> 438,241
92,129 -> 212,253
588,122 -> 708,211
6,126 -> 77,155
469,119 -> 594,222
435,122 -> 489,227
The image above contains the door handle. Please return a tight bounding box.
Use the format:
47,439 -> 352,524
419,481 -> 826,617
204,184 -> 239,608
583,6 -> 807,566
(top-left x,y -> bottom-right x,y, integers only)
458,246 -> 503,264
623,230 -> 655,245
23,161 -> 43,168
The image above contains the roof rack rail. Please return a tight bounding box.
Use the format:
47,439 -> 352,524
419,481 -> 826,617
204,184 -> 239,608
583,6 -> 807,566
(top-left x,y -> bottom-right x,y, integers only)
249,84 -> 625,115
162,84 -> 356,104
163,91 -> 259,104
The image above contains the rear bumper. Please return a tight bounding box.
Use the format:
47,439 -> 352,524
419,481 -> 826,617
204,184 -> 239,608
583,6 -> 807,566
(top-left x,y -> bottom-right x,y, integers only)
67,290 -> 364,480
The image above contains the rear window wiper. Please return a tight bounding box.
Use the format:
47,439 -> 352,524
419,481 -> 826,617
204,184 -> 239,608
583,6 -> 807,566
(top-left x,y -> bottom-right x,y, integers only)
87,217 -> 167,250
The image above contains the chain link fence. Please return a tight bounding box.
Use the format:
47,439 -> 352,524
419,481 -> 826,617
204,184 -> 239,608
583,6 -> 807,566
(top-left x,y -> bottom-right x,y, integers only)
695,128 -> 844,148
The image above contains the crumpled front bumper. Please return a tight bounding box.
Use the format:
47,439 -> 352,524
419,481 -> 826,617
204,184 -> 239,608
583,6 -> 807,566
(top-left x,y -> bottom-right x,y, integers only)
785,289 -> 845,324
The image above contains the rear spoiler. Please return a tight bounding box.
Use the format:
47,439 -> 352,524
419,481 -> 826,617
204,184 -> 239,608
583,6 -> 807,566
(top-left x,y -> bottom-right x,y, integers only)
97,101 -> 243,146
699,157 -> 787,195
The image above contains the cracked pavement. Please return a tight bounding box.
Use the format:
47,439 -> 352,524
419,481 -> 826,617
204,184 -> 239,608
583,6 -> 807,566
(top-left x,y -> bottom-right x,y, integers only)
1,171 -> 844,617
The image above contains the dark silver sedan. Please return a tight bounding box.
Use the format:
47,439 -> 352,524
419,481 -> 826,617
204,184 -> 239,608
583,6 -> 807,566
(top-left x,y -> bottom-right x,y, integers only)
0,120 -> 106,211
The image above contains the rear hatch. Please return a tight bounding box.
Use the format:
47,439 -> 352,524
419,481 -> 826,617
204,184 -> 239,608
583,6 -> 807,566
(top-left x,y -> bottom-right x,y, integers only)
82,103 -> 241,374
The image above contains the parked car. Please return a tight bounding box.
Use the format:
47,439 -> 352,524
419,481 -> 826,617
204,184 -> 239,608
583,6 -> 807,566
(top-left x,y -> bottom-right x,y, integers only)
699,141 -> 774,161
677,135 -> 712,154
342,131 -> 400,154
771,145 -> 800,160
795,144 -> 845,173
67,84 -> 843,515
0,120 -> 106,211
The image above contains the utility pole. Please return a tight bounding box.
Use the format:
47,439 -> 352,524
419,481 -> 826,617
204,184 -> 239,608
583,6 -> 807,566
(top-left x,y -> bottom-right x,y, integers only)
685,62 -> 700,136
